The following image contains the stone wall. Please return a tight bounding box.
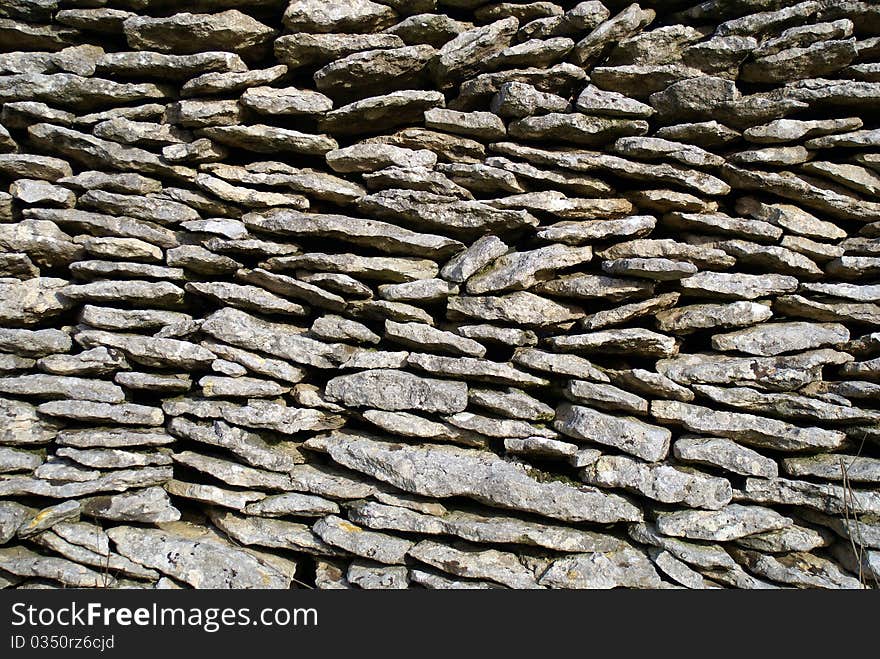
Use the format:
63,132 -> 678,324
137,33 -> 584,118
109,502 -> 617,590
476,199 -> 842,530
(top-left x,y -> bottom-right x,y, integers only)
1,0 -> 879,589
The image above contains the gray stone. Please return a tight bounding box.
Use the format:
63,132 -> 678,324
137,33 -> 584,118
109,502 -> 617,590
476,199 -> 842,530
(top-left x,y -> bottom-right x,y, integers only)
555,403 -> 670,462
711,322 -> 849,356
431,17 -> 519,89
314,431 -> 641,523
408,540 -> 540,588
673,436 -> 778,479
651,400 -> 846,452
325,369 -> 467,413
313,515 -> 412,564
108,524 -> 291,588
583,455 -> 732,510
283,0 -> 397,33
123,10 -> 274,55
655,505 -> 792,542
539,548 -> 662,589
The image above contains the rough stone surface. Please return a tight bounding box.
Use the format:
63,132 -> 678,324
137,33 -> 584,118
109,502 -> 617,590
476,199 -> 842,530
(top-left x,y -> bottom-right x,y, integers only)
0,0 -> 875,591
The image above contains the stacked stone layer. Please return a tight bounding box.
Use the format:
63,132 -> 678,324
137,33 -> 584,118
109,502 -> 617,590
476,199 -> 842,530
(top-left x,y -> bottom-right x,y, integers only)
1,0 -> 879,590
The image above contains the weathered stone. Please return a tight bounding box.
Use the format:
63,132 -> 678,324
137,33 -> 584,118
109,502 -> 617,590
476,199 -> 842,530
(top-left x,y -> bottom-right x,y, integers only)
679,272 -> 799,300
123,11 -> 274,55
325,369 -> 466,413
315,45 -> 435,99
314,431 -> 641,523
549,328 -> 677,358
275,32 -> 404,68
431,17 -> 519,89
0,73 -> 165,111
201,125 -> 337,156
466,245 -> 592,294
282,0 -> 398,33
673,436 -> 778,478
711,322 -> 849,356
583,455 -> 732,510
539,548 -> 662,589
108,524 -> 291,588
408,539 -> 540,588
651,400 -> 846,452
655,505 -> 792,542
0,277 -> 74,326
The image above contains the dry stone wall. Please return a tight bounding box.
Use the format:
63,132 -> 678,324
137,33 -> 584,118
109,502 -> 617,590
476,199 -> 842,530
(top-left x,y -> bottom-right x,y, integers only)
1,0 -> 879,589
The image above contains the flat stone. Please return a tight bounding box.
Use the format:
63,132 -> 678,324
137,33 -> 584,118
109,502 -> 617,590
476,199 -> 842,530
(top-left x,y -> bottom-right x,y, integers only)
326,143 -> 436,172
0,374 -> 124,403
740,477 -> 880,517
245,492 -> 339,518
358,189 -> 538,236
313,515 -> 412,564
539,548 -> 662,589
774,295 -> 880,325
651,400 -> 846,452
123,10 -> 274,55
79,486 -> 179,524
0,277 -> 73,326
314,45 -> 435,100
657,349 -> 853,392
274,32 -> 404,68
582,455 -> 732,510
570,3 -> 656,66
431,17 -> 519,89
200,125 -> 337,156
0,219 -> 83,267
268,251 -> 438,283
324,369 -> 466,413
245,208 -> 460,259
408,540 -> 540,588
509,112 -> 647,147
424,108 -> 506,140
201,307 -> 348,369
210,510 -> 338,556
37,400 -> 164,426
314,431 -> 641,523
466,244 -> 593,294
538,215 -> 656,245
673,436 -> 778,478
734,525 -> 831,554
347,562 -> 409,590
28,123 -> 192,180
655,504 -> 792,542
598,238 -> 735,269
741,39 -> 857,84
0,546 -> 111,588
653,121 -> 741,148
609,369 -> 694,403
108,524 -> 291,588
656,301 -> 773,334
614,136 -> 724,168
0,328 -> 71,357
782,454 -> 880,483
0,73 -> 165,111
678,272 -> 799,300
711,322 -> 849,356
730,549 -> 861,589
56,427 -> 173,449
282,0 -> 398,33
565,380 -> 648,415
75,329 -> 214,370
602,257 -> 697,281
548,328 -> 677,358
555,403 -> 671,462
168,417 -> 303,473
744,117 -> 864,144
